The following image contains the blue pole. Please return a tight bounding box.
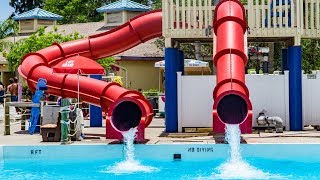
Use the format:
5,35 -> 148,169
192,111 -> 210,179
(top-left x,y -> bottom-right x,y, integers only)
288,46 -> 302,131
89,75 -> 103,127
165,48 -> 179,132
281,48 -> 288,74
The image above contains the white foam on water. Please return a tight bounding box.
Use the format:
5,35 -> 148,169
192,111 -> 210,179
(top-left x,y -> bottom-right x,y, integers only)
105,127 -> 158,175
207,124 -> 286,180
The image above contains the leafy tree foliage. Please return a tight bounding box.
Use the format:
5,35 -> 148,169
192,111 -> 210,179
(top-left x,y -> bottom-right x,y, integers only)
273,42 -> 283,71
154,37 -> 212,59
302,39 -> 320,74
151,0 -> 162,9
0,19 -> 18,39
270,40 -> 320,74
3,27 -> 83,71
113,76 -> 123,86
3,27 -> 115,72
0,19 -> 18,54
97,57 -> 115,72
43,0 -> 105,24
43,0 -> 152,24
10,0 -> 44,15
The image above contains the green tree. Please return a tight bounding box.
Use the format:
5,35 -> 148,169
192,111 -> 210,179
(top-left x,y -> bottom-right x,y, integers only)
302,39 -> 320,74
0,19 -> 18,54
10,0 -> 44,15
154,37 -> 212,59
0,19 -> 18,39
43,0 -> 106,24
273,42 -> 283,71
151,0 -> 162,9
97,57 -> 115,72
44,0 -> 152,24
3,27 -> 116,72
3,27 -> 83,71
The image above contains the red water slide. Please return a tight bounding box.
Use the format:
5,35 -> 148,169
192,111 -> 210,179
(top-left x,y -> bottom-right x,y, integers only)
212,0 -> 252,133
18,10 -> 162,140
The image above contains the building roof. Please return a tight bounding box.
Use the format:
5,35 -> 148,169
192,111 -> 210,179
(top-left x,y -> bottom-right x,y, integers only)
96,0 -> 150,13
13,8 -> 63,21
45,22 -> 106,36
116,39 -> 163,59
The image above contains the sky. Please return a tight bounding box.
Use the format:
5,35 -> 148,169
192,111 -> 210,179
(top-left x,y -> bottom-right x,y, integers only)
0,0 -> 14,22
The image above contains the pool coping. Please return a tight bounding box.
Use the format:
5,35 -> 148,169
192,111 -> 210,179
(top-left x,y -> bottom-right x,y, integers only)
2,143 -> 320,162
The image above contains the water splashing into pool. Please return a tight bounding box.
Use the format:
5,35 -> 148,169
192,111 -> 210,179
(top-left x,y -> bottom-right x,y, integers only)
123,127 -> 137,162
210,124 -> 282,179
105,127 -> 158,174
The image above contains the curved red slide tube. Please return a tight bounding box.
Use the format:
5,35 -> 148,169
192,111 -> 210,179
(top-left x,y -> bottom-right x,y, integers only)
18,10 -> 162,139
212,0 -> 252,133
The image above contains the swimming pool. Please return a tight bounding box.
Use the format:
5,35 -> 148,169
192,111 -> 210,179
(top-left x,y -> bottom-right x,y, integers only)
1,144 -> 320,179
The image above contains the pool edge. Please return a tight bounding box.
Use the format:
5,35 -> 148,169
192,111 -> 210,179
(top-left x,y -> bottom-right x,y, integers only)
0,145 -> 3,162
2,144 -> 320,162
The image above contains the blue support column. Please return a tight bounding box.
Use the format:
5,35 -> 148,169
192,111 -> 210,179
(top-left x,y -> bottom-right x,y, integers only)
281,48 -> 288,74
90,75 -> 103,127
288,46 -> 302,131
165,48 -> 180,132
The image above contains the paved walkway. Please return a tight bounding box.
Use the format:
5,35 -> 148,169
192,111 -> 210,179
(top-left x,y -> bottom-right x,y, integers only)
1,118 -> 320,145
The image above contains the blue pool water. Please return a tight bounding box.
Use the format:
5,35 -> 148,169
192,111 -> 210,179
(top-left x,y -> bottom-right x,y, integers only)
1,156 -> 320,179
2,125 -> 320,180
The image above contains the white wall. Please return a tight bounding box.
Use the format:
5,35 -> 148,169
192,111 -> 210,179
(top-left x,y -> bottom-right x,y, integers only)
246,73 -> 289,128
302,73 -> 320,125
178,73 -> 215,132
177,71 -> 320,132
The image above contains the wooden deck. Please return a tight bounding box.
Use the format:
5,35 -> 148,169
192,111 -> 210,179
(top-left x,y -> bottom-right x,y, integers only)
162,0 -> 320,46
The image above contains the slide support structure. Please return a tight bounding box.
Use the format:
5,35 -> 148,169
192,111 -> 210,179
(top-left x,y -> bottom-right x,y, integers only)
165,48 -> 184,132
288,46 -> 303,131
89,75 -> 103,127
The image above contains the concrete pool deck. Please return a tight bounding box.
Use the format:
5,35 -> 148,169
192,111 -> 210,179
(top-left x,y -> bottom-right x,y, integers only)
1,118 -> 320,145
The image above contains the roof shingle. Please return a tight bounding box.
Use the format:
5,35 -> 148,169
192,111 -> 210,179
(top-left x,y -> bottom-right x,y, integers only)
13,8 -> 63,21
96,0 -> 150,13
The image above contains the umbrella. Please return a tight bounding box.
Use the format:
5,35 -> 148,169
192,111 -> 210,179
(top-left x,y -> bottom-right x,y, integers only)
52,55 -> 106,104
52,55 -> 106,74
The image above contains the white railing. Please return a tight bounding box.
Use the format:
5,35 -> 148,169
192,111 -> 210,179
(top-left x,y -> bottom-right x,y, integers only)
162,0 -> 320,40
247,0 -> 298,37
303,0 -> 320,38
162,0 -> 214,38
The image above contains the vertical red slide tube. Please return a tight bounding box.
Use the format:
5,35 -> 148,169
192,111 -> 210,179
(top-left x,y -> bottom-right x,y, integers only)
212,0 -> 252,133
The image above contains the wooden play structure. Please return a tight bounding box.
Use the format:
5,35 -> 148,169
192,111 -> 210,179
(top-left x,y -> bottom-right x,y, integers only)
162,0 -> 320,132
162,0 -> 320,45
